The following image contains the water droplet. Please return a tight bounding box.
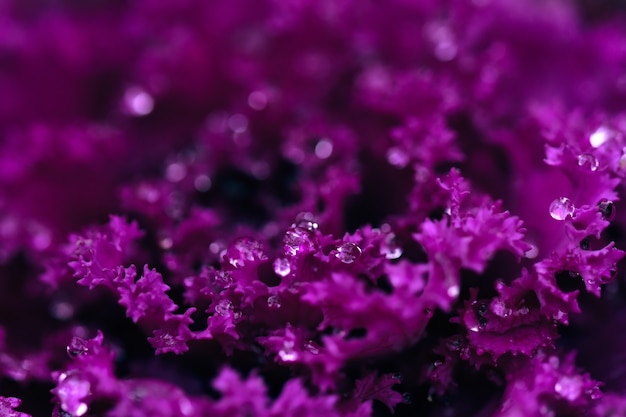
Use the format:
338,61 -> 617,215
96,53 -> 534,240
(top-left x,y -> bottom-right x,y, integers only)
598,199 -> 615,221
228,114 -> 248,133
303,340 -> 320,355
381,234 -> 403,259
435,41 -> 457,61
166,191 -> 185,219
248,91 -> 268,111
66,337 -> 89,358
159,237 -> 173,250
56,372 -> 90,417
577,153 -> 599,172
215,299 -> 233,317
213,271 -> 234,289
402,392 -> 413,404
194,175 -> 212,192
138,184 -> 160,203
386,147 -> 409,168
391,372 -> 403,381
273,258 -> 291,277
580,238 -> 590,250
209,242 -> 222,255
294,213 -> 319,231
123,86 -> 154,116
549,197 -> 575,221
470,300 -> 489,330
433,360 -> 443,368
589,126 -> 610,148
51,300 -> 74,321
314,139 -> 333,159
447,285 -> 459,298
429,25 -> 457,61
225,237 -> 266,268
296,219 -> 318,231
445,335 -> 464,351
157,332 -> 178,347
585,386 -> 602,400
333,242 -> 362,264
283,227 -> 318,257
165,163 -> 187,182
267,295 -> 281,309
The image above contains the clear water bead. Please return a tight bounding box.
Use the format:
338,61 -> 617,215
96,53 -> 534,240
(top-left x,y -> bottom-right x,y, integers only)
159,237 -> 173,250
598,199 -> 616,221
549,197 -> 575,221
589,126 -> 610,148
225,237 -> 266,268
248,91 -> 268,111
273,258 -> 291,277
283,227 -> 318,257
303,340 -> 320,355
296,219 -> 319,231
386,147 -> 409,168
294,212 -> 319,231
445,335 -> 464,351
315,139 -> 333,159
166,163 -> 187,182
586,386 -> 602,400
66,337 -> 89,358
228,113 -> 248,133
213,271 -> 234,289
123,86 -> 154,117
447,285 -> 459,298
51,300 -> 74,320
267,295 -> 281,309
215,299 -> 233,316
194,174 -> 212,192
469,300 -> 489,332
576,153 -> 599,172
333,242 -> 362,264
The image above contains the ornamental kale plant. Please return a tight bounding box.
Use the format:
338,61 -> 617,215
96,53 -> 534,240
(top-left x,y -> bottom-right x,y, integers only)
2,0 -> 626,416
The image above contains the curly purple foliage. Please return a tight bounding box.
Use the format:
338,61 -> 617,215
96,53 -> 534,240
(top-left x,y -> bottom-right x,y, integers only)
1,0 -> 626,416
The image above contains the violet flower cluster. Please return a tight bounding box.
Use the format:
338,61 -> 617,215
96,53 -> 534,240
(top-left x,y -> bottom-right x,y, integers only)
2,0 -> 626,416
